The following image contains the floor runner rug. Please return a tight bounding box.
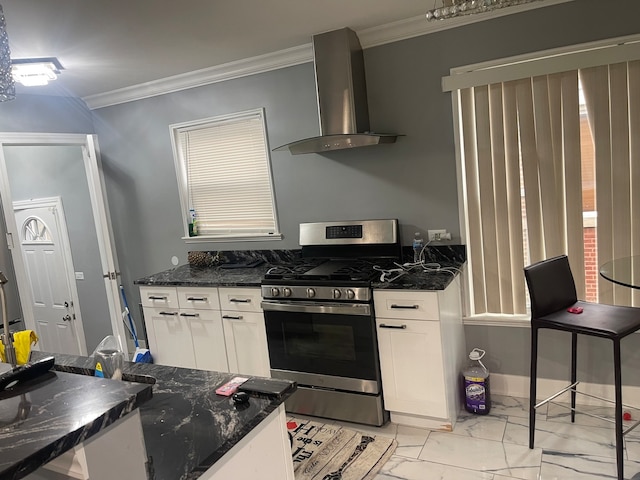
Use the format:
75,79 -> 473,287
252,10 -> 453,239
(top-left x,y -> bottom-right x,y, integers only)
287,417 -> 397,480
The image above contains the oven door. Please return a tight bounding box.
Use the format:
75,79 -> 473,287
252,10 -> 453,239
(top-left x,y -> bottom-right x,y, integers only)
262,300 -> 380,394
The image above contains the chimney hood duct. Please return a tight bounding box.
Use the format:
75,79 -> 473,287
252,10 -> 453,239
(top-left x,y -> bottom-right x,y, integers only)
274,28 -> 401,155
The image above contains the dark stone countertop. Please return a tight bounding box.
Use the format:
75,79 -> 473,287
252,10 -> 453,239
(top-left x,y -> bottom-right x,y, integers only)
32,352 -> 296,480
134,262 -> 465,292
372,262 -> 463,291
134,263 -> 270,288
134,246 -> 466,291
0,364 -> 152,479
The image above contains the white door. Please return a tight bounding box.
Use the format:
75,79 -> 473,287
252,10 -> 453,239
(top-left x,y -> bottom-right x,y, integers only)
13,199 -> 85,355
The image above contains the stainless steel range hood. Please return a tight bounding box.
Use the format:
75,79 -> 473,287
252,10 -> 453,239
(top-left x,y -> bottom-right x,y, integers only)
274,28 -> 401,155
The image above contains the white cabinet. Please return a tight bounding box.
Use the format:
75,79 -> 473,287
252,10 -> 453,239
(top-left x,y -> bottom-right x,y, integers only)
219,287 -> 270,377
140,286 -> 226,371
139,285 -> 269,377
374,277 -> 465,430
28,410 -> 148,480
140,286 -> 196,368
200,405 -> 294,480
141,305 -> 197,368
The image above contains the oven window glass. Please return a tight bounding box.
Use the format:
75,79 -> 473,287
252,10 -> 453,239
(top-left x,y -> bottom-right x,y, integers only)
265,310 -> 378,381
284,322 -> 356,362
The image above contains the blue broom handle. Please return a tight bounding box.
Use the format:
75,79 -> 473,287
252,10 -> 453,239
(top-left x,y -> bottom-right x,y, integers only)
119,285 -> 139,348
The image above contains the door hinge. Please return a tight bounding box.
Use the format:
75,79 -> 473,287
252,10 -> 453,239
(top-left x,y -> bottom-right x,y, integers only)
103,271 -> 120,280
5,233 -> 13,249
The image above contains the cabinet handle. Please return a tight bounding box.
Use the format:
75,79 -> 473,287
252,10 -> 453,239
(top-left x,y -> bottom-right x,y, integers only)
159,311 -> 178,316
187,297 -> 207,302
222,315 -> 243,320
148,295 -> 168,300
379,324 -> 407,329
390,304 -> 419,309
229,298 -> 251,303
179,312 -> 200,317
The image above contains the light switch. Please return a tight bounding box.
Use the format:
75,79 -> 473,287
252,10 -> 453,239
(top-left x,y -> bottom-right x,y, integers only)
75,272 -> 84,280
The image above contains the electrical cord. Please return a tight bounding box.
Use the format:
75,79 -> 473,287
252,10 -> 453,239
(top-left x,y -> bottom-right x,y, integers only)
374,241 -> 461,283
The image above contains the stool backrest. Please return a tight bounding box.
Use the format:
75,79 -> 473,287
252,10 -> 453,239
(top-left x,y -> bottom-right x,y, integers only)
524,255 -> 578,318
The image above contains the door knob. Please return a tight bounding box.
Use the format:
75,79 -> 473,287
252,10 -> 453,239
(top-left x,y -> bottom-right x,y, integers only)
64,301 -> 73,308
62,315 -> 71,322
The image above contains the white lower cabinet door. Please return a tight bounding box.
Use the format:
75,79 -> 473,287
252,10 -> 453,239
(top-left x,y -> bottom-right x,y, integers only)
376,318 -> 447,418
222,311 -> 270,377
143,307 -> 196,369
189,309 -> 229,372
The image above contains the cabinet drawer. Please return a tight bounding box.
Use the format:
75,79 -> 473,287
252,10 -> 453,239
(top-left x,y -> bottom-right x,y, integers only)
177,287 -> 220,310
140,286 -> 179,309
218,287 -> 262,312
373,290 -> 439,320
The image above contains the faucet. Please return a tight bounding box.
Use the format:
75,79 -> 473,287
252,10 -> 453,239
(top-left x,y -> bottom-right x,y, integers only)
0,271 -> 17,367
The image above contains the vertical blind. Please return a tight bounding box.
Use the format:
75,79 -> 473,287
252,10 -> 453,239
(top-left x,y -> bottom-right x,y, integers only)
460,60 -> 640,315
460,71 -> 584,315
580,61 -> 640,307
176,110 -> 278,237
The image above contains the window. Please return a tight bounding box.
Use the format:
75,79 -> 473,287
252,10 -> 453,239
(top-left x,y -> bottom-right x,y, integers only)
170,108 -> 281,241
444,35 -> 640,320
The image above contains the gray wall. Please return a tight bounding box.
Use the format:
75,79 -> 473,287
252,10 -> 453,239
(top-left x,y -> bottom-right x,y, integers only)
4,0 -> 640,385
0,94 -> 94,133
0,95 -> 111,351
4,145 -> 112,352
92,0 -> 640,385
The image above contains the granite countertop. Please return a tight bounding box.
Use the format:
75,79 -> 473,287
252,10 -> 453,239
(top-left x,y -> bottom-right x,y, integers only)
134,262 -> 270,288
134,250 -> 466,292
33,352 -> 296,480
372,263 -> 463,291
0,365 -> 152,479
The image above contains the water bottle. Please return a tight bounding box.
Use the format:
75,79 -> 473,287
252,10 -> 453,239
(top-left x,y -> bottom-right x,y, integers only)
462,348 -> 491,415
412,232 -> 424,263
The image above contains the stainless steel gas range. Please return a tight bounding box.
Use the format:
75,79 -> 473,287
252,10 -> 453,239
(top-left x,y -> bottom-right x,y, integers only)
261,219 -> 401,426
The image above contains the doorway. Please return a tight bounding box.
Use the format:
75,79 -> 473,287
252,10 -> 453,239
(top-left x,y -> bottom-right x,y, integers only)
0,133 -> 127,356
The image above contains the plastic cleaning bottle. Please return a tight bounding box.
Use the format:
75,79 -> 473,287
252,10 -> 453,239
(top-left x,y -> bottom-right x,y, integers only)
412,232 -> 424,263
189,208 -> 197,236
463,348 -> 491,415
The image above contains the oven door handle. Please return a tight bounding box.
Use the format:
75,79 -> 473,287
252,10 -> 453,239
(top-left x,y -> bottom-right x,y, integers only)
261,300 -> 371,316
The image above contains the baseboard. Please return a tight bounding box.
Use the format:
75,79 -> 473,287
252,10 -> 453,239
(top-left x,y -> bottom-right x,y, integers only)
491,373 -> 640,408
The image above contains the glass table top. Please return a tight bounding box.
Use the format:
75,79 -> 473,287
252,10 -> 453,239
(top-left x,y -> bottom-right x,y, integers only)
599,255 -> 640,289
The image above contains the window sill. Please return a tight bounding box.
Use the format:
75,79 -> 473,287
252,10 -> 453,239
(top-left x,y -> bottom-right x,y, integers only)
182,233 -> 283,243
463,314 -> 531,328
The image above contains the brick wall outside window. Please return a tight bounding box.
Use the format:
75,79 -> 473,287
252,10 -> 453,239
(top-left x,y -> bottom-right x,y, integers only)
583,226 -> 598,302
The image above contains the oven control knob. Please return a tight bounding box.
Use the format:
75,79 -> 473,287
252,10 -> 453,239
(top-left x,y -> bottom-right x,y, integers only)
346,289 -> 356,300
283,287 -> 292,297
332,289 -> 342,299
306,288 -> 316,298
271,287 -> 280,297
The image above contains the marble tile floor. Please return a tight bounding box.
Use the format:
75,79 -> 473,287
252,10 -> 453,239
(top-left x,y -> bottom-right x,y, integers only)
294,395 -> 640,479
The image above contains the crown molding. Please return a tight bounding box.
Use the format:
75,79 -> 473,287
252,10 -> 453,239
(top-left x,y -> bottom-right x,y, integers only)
84,0 -> 575,110
84,44 -> 313,110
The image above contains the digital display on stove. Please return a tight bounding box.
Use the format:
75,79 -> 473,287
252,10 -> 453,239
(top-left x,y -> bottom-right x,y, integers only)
326,225 -> 363,239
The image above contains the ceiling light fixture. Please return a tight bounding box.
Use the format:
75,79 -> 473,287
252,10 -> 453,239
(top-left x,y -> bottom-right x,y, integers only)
425,0 -> 543,21
0,4 -> 15,102
11,57 -> 63,87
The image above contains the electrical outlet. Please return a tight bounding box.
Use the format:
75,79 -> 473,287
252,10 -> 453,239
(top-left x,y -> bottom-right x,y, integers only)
428,229 -> 451,241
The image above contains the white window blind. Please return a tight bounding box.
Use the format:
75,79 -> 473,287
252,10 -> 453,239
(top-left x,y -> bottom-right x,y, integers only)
171,109 -> 280,241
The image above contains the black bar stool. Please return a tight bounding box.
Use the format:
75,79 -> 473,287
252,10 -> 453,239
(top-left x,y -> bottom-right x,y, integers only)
524,255 -> 640,480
